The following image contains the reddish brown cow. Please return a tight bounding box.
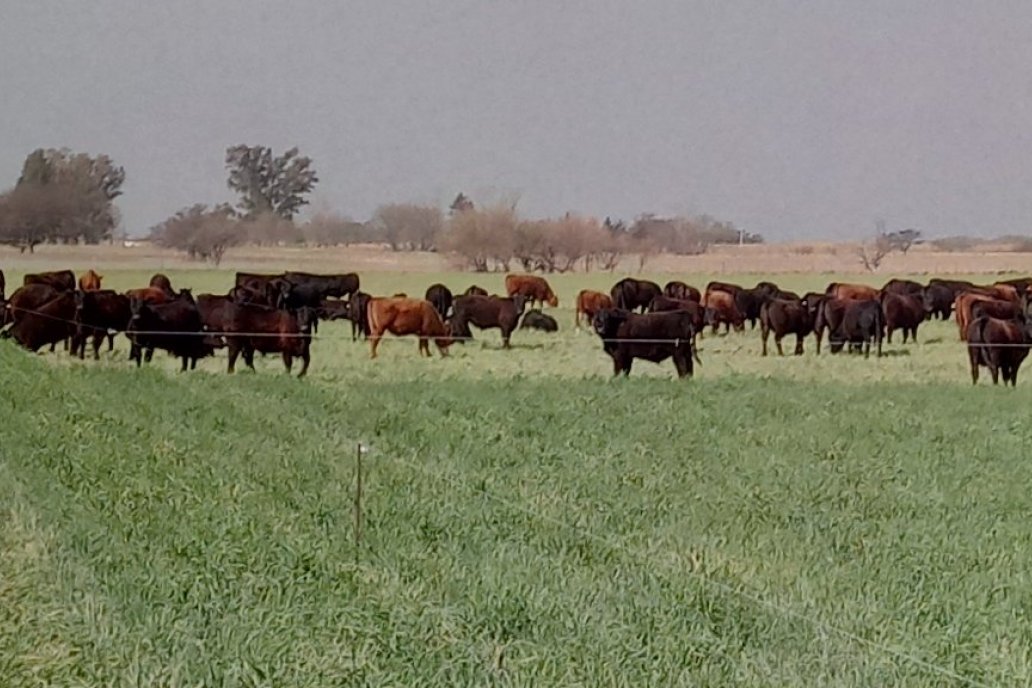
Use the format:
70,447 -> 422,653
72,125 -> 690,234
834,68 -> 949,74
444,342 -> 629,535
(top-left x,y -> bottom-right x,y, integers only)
967,316 -> 1031,385
575,289 -> 613,328
367,297 -> 452,358
990,283 -> 1021,303
955,292 -> 994,341
125,287 -> 171,305
826,282 -> 880,301
703,290 -> 744,333
78,269 -> 103,291
505,274 -> 559,308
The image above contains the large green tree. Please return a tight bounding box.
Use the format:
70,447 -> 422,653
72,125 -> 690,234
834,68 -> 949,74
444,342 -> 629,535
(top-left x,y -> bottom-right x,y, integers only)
225,145 -> 318,220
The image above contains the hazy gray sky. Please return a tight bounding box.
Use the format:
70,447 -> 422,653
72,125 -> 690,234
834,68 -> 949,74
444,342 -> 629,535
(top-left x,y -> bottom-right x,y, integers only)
3,1 -> 1032,240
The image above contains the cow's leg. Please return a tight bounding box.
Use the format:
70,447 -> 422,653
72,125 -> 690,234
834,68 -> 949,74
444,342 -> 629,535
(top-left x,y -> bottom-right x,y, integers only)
887,327 -> 894,344
107,333 -> 115,351
877,334 -> 883,358
969,347 -> 980,384
815,327 -> 823,355
227,344 -> 239,373
179,355 -> 188,372
244,347 -> 256,372
989,352 -> 1001,384
761,325 -> 769,356
673,349 -> 692,378
92,334 -> 103,361
775,335 -> 785,357
297,350 -> 310,378
369,334 -> 381,359
282,351 -> 293,373
502,331 -> 511,349
863,338 -> 871,359
794,334 -> 804,355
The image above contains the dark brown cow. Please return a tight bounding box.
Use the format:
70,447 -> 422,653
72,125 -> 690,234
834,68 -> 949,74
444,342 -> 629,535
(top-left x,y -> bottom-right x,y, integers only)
425,283 -> 453,319
464,285 -> 488,297
348,292 -> 372,340
967,316 -> 1032,385
610,278 -> 662,312
970,298 -> 1022,323
881,278 -> 924,296
505,274 -> 558,308
703,281 -> 743,300
5,284 -> 61,329
2,291 -> 76,352
703,290 -> 744,333
922,283 -> 954,320
647,296 -> 704,343
662,281 -> 701,303
881,293 -> 924,344
78,269 -> 103,291
735,284 -> 780,329
955,292 -> 994,341
127,292 -> 217,371
224,303 -> 315,376
760,298 -> 814,356
831,300 -> 884,358
592,308 -> 699,378
575,289 -> 614,328
24,270 -> 75,292
366,297 -> 451,358
73,290 -> 130,360
450,294 -> 527,348
196,294 -> 237,334
825,282 -> 880,301
150,273 -> 175,295
814,297 -> 849,354
125,287 -> 171,305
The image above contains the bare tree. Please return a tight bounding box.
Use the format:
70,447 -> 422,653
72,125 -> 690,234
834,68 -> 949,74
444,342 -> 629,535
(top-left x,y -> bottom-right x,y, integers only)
440,203 -> 519,272
149,204 -> 238,265
241,212 -> 302,246
302,212 -> 369,246
225,145 -> 318,220
372,203 -> 444,251
857,233 -> 894,272
0,181 -> 109,253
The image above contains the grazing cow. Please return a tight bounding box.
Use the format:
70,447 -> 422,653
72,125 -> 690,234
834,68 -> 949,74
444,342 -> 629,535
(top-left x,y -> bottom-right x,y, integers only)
127,292 -> 217,371
703,290 -> 744,333
703,281 -> 743,300
73,290 -> 130,360
366,297 -> 451,358
5,284 -> 61,328
881,278 -> 924,296
967,316 -> 1032,385
425,283 -> 453,319
450,294 -> 527,348
125,287 -> 171,305
592,308 -> 699,378
970,298 -> 1023,323
825,282 -> 880,301
881,292 -> 924,344
223,303 -> 316,376
464,285 -> 488,297
830,300 -> 883,358
955,292 -> 994,341
575,289 -> 614,328
922,283 -> 954,320
505,274 -> 558,308
662,281 -> 701,303
760,298 -> 814,356
610,278 -> 662,312
23,270 -> 76,292
150,273 -> 175,295
3,291 -> 76,352
521,309 -> 558,332
814,297 -> 849,354
78,269 -> 103,291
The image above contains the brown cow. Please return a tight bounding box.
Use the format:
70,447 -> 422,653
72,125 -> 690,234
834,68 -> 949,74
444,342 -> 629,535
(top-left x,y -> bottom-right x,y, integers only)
367,297 -> 451,358
223,303 -> 315,377
955,292 -> 994,341
3,291 -> 76,352
78,269 -> 103,291
663,281 -> 702,302
505,274 -> 558,308
760,298 -> 814,356
703,290 -> 744,333
970,298 -> 1022,322
825,282 -> 880,301
24,270 -> 76,292
990,283 -> 1021,303
881,293 -> 924,344
450,294 -> 527,348
967,316 -> 1032,385
575,289 -> 613,329
125,287 -> 171,305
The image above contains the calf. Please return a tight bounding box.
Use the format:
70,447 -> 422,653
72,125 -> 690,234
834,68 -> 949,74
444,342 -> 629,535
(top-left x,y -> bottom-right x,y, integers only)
520,309 -> 558,332
592,308 -> 699,378
450,294 -> 527,348
575,289 -> 614,328
4,291 -> 76,352
73,290 -> 130,360
425,283 -> 454,319
223,303 -> 315,377
366,297 -> 451,358
881,292 -> 924,344
347,291 -> 372,340
760,298 -> 813,356
830,299 -> 883,358
967,316 -> 1032,385
127,293 -> 216,371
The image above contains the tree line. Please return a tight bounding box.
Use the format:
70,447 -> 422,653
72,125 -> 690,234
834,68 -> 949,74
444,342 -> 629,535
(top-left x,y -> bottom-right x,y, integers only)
0,144 -> 761,270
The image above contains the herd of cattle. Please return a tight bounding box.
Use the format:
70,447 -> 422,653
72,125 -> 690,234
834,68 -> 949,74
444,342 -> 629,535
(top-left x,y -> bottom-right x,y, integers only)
1,268 -> 1030,384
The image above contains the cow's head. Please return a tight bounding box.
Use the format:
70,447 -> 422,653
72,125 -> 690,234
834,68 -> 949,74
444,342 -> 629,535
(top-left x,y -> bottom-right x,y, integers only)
592,308 -> 627,338
546,290 -> 559,308
128,297 -> 146,328
512,294 -> 528,315
296,306 -> 317,334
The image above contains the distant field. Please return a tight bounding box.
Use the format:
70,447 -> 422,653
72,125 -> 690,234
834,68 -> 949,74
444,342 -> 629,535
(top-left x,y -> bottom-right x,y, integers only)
3,259 -> 1032,685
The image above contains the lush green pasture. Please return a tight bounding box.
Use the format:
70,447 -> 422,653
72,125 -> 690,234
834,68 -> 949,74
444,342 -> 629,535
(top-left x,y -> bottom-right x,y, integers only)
3,268 -> 1032,685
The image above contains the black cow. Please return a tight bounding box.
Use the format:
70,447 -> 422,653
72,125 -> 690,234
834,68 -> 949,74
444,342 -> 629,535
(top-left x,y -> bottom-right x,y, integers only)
881,292 -> 924,343
223,303 -> 316,377
3,290 -> 76,352
831,300 -> 884,358
967,316 -> 1032,385
592,308 -> 699,378
347,292 -> 372,340
450,294 -> 527,348
520,309 -> 558,332
73,290 -> 130,359
24,270 -> 75,292
128,292 -> 217,371
922,284 -> 954,320
283,271 -> 359,300
760,298 -> 814,356
425,283 -> 454,319
610,278 -> 662,312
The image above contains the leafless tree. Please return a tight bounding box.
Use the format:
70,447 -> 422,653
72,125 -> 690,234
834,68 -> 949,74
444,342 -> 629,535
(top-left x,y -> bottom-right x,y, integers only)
149,204 -> 237,265
372,203 -> 444,251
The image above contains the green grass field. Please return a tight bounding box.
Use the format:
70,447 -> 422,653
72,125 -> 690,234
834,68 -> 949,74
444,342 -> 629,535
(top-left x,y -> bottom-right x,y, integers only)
2,268 -> 1031,685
